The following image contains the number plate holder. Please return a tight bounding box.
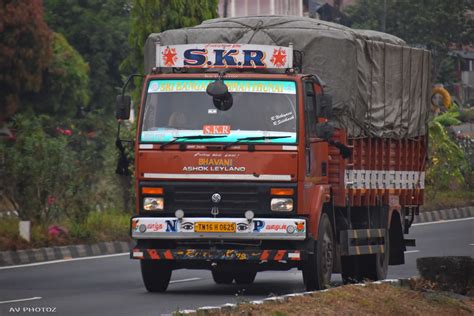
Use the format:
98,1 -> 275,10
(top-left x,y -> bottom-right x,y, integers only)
195,222 -> 236,233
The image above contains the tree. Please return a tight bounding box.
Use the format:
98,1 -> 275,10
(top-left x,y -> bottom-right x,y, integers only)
345,0 -> 474,82
29,33 -> 90,118
122,0 -> 218,79
45,0 -> 131,115
0,0 -> 52,124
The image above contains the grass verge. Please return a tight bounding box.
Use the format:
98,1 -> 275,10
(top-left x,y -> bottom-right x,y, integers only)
0,210 -> 130,251
186,282 -> 473,316
422,188 -> 474,212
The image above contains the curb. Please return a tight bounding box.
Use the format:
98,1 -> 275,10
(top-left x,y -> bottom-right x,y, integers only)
0,206 -> 472,267
175,278 -> 413,315
0,241 -> 132,267
415,206 -> 474,223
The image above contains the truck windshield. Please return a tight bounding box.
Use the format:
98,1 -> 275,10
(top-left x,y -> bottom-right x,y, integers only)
141,79 -> 297,144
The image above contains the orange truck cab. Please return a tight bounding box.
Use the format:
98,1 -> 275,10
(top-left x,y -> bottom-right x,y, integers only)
116,43 -> 426,292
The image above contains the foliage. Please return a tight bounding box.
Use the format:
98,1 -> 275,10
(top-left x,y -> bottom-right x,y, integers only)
433,110 -> 462,127
459,107 -> 474,123
0,0 -> 52,123
122,0 -> 218,100
345,0 -> 474,82
423,188 -> 474,212
29,32 -> 90,118
426,111 -> 468,191
0,113 -> 75,222
0,112 -> 123,223
45,0 -> 131,114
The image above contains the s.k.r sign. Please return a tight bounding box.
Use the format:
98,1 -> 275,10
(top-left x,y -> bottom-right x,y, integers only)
156,43 -> 293,69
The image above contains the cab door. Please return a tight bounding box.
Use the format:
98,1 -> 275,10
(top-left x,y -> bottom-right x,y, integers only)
301,78 -> 330,226
303,80 -> 329,184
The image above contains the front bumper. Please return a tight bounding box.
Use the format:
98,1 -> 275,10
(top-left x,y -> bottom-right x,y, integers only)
131,248 -> 305,261
131,217 -> 306,240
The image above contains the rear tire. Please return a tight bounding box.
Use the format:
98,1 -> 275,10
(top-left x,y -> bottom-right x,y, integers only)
303,213 -> 334,290
341,256 -> 358,284
340,233 -> 389,283
234,271 -> 257,284
211,270 -> 234,284
359,234 -> 389,281
140,260 -> 172,292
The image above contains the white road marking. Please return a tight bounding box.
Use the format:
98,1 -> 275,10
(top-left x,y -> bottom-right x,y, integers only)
170,277 -> 201,284
0,253 -> 128,270
413,217 -> 474,226
0,297 -> 42,304
469,244 -> 474,246
404,250 -> 420,254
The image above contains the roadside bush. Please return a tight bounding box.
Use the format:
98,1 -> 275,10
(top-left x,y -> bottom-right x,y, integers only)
426,109 -> 469,191
0,113 -> 75,223
0,112 -> 125,224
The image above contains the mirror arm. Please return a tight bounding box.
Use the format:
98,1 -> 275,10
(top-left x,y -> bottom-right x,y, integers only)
329,140 -> 352,159
121,74 -> 145,100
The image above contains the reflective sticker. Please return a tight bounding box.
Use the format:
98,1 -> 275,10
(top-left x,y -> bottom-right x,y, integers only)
203,125 -> 231,135
133,251 -> 144,258
288,252 -> 300,259
147,79 -> 297,95
253,220 -> 265,232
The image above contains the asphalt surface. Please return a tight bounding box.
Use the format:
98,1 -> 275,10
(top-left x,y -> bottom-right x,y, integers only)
0,217 -> 473,316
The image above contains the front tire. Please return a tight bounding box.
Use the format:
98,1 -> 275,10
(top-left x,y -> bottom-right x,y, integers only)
303,213 -> 334,291
211,269 -> 234,284
140,260 -> 172,292
234,271 -> 257,284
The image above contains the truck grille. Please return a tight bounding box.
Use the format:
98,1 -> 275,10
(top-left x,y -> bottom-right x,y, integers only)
139,181 -> 297,217
173,185 -> 261,214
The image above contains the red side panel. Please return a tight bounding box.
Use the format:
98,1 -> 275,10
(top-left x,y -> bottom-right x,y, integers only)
329,131 -> 427,208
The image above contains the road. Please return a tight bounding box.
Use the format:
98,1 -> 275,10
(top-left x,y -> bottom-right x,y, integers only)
0,218 -> 472,316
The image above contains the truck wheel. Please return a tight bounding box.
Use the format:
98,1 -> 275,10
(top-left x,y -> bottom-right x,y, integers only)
341,235 -> 389,283
211,270 -> 234,284
359,235 -> 389,281
340,256 -> 358,284
302,213 -> 334,291
140,260 -> 172,292
234,271 -> 257,284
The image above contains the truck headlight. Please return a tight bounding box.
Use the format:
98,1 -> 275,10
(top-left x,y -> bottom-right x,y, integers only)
271,198 -> 293,212
143,197 -> 164,211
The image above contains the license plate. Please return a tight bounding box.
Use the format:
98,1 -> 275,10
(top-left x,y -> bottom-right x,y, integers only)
195,222 -> 236,233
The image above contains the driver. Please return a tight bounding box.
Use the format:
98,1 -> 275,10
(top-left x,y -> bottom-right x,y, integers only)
168,112 -> 187,128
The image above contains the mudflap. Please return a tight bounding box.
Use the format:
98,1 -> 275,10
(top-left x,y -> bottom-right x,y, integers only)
340,228 -> 387,256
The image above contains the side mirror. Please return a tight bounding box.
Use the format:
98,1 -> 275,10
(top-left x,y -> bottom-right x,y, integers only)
316,94 -> 333,119
206,80 -> 233,111
315,121 -> 335,140
116,95 -> 131,120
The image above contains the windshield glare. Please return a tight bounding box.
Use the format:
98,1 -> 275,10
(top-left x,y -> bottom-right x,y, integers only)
141,79 -> 297,144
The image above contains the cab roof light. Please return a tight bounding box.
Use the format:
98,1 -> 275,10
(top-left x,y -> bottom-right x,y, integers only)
142,187 -> 164,195
271,188 -> 294,196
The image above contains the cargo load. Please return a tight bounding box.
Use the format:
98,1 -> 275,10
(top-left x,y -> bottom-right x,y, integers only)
144,16 -> 431,138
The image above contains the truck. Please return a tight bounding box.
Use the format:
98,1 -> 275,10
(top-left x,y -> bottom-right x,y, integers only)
115,16 -> 431,292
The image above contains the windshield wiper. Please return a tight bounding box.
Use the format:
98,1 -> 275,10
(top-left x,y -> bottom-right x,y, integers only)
160,135 -> 227,149
223,135 -> 292,149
